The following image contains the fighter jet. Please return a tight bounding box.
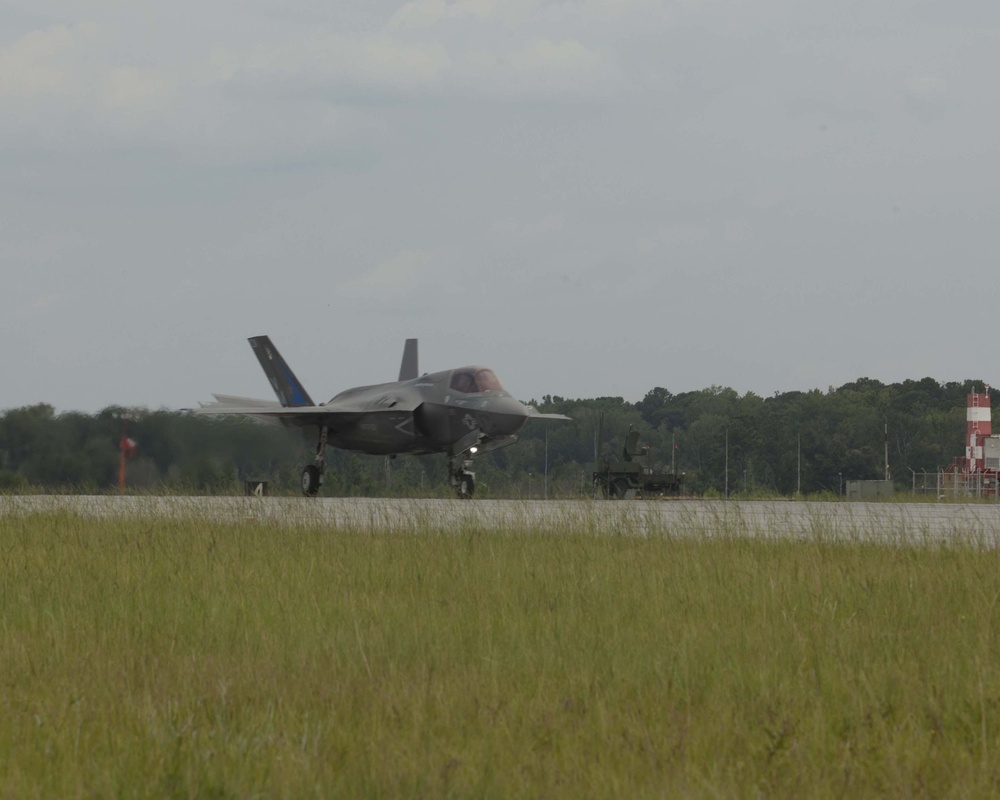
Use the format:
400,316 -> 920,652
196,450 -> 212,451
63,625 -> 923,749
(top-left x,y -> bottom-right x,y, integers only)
193,336 -> 569,497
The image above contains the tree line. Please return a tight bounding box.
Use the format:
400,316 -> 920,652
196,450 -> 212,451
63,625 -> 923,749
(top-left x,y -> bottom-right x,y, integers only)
0,376 -> 985,497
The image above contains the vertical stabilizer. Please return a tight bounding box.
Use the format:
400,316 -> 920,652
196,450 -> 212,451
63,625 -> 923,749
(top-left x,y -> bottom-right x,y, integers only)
399,339 -> 418,381
248,336 -> 315,407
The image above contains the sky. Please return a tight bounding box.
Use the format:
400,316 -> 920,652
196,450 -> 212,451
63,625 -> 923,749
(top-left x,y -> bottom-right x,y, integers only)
3,0 -> 999,413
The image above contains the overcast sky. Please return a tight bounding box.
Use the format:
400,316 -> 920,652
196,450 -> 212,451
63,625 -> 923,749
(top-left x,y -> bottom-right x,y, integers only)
4,0 -> 999,413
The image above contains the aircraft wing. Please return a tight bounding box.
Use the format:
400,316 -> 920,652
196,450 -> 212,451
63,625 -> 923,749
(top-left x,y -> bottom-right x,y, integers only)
192,398 -> 329,428
523,406 -> 572,421
192,393 -> 422,427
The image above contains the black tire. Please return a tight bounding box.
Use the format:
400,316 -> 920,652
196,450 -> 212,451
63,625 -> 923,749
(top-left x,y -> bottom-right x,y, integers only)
610,478 -> 630,499
301,465 -> 321,497
458,472 -> 475,499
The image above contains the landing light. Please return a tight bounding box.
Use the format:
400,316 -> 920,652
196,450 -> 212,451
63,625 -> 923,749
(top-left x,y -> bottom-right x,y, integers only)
470,446 -> 478,454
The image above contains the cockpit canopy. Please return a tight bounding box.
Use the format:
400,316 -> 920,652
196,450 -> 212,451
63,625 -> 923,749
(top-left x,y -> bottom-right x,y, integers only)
449,368 -> 504,394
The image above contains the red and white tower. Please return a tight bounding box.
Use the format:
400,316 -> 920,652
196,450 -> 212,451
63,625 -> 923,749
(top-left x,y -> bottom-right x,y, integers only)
965,389 -> 991,473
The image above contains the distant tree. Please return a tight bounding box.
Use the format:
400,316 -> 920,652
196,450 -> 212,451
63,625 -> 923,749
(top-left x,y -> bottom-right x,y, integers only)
0,376 -> 982,496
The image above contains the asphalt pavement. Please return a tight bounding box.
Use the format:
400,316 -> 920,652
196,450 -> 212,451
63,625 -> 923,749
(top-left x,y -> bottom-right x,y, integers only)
4,495 -> 1000,546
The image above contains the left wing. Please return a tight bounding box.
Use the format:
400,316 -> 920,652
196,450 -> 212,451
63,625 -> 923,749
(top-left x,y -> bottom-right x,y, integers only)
192,393 -> 421,428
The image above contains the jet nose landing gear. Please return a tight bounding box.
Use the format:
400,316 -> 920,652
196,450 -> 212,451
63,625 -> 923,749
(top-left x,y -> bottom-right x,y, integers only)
458,469 -> 475,498
447,431 -> 484,499
301,465 -> 322,497
449,458 -> 476,499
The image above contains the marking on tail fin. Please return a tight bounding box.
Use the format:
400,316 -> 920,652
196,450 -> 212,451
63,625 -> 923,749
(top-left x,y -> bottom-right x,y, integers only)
248,336 -> 315,407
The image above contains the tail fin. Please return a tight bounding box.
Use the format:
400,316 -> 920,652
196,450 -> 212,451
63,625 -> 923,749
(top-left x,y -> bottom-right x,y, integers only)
248,336 -> 315,407
398,338 -> 418,381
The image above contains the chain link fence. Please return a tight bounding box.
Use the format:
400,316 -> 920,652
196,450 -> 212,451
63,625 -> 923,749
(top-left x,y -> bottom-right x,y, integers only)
910,471 -> 1000,499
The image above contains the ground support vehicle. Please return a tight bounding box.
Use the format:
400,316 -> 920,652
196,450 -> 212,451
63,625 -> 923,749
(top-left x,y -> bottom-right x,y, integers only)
593,426 -> 684,499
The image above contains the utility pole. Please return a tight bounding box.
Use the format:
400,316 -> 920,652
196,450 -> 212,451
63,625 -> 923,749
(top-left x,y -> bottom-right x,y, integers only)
884,421 -> 891,481
544,427 -> 549,500
725,428 -> 729,498
797,433 -> 801,495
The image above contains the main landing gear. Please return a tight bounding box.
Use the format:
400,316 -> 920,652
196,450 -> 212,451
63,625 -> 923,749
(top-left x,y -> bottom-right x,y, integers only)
298,424 -> 482,499
448,456 -> 476,499
301,425 -> 328,497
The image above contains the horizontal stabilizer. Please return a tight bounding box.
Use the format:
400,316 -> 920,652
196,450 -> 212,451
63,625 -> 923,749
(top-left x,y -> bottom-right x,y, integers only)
208,394 -> 282,409
192,403 -> 325,417
524,406 -> 572,421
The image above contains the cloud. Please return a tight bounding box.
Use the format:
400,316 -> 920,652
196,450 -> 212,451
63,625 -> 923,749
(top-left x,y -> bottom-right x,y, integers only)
227,29 -> 622,100
635,223 -> 709,254
102,66 -> 170,111
339,250 -> 434,298
0,22 -> 98,98
0,0 -> 642,166
491,213 -> 567,238
504,38 -> 616,92
229,34 -> 453,94
389,0 -> 508,28
0,21 -> 178,143
905,73 -> 948,102
5,0 -> 1000,412
901,72 -> 950,123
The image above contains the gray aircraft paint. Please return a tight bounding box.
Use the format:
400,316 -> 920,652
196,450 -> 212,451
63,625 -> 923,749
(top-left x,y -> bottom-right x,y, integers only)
193,337 -> 568,496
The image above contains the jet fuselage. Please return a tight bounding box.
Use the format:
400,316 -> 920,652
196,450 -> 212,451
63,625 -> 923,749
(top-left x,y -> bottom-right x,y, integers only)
194,337 -> 569,496
319,367 -> 531,455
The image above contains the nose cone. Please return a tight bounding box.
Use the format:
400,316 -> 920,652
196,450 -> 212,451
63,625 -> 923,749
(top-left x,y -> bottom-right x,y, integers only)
481,394 -> 532,436
494,394 -> 531,417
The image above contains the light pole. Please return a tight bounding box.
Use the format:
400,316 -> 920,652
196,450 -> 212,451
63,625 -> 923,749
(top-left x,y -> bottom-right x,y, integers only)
797,434 -> 801,495
544,428 -> 549,500
725,428 -> 729,499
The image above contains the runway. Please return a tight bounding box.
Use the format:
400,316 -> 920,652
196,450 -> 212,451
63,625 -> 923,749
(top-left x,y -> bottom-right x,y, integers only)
4,495 -> 1000,545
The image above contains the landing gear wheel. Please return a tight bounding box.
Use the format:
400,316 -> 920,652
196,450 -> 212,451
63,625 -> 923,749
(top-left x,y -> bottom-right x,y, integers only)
458,472 -> 475,499
301,465 -> 321,497
448,456 -> 476,499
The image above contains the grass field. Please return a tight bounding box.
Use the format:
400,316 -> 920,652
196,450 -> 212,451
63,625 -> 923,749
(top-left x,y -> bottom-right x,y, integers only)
2,511 -> 1000,798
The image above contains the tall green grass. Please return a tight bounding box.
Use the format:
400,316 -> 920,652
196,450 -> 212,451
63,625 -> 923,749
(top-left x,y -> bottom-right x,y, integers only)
2,512 -> 1000,797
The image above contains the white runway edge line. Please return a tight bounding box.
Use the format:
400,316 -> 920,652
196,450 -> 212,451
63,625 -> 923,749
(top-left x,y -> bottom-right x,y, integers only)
4,497 -> 1000,546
